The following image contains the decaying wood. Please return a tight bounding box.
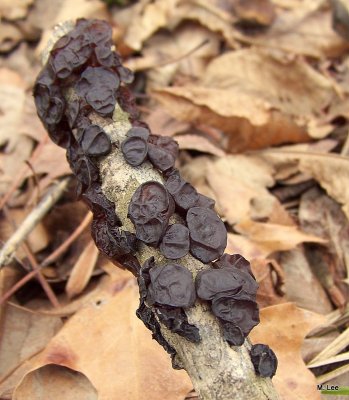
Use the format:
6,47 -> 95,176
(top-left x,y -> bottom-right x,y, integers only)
41,23 -> 279,400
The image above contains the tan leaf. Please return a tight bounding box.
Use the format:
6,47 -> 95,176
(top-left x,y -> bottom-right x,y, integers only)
121,0 -> 178,51
279,248 -> 333,314
176,134 -> 225,157
14,365 -> 98,400
0,0 -> 33,20
145,108 -> 190,137
248,2 -> 349,58
0,21 -> 23,53
0,69 -> 26,150
0,304 -> 63,382
66,241 -> 99,299
251,258 -> 286,308
154,48 -> 335,151
24,141 -> 72,188
171,0 -> 238,47
261,150 -> 349,220
226,233 -> 270,260
235,219 -> 326,254
206,156 -> 275,224
250,303 -> 326,400
13,277 -> 192,400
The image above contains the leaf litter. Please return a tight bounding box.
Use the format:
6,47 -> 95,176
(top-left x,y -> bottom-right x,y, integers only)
1,0 -> 349,399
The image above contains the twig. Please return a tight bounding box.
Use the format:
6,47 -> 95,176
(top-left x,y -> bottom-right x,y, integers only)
0,178 -> 69,267
0,268 -> 43,305
40,211 -> 92,267
2,207 -> 60,308
21,242 -> 60,308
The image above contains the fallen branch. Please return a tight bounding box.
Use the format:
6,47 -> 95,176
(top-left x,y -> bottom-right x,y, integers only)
34,20 -> 279,400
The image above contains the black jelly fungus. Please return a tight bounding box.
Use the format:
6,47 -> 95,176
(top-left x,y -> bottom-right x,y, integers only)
187,207 -> 227,263
159,224 -> 190,259
250,344 -> 278,378
148,263 -> 196,308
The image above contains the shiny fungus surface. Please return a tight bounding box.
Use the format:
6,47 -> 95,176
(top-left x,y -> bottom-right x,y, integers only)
187,207 -> 227,263
128,181 -> 174,246
250,344 -> 278,378
159,224 -> 190,259
148,264 -> 196,308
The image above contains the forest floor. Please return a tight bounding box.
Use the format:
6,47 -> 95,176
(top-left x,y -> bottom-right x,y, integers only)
1,0 -> 349,399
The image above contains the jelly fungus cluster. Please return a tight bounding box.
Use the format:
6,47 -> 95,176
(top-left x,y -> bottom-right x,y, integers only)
33,19 -> 277,377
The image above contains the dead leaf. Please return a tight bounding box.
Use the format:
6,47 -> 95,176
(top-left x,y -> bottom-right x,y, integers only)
15,365 -> 98,400
66,241 -> 99,299
232,0 -> 276,26
176,134 -> 225,157
24,141 -> 71,191
120,0 -> 178,51
145,108 -> 190,137
251,258 -> 286,308
0,0 -> 33,20
142,23 -> 220,89
0,21 -> 24,53
235,219 -> 326,254
249,1 -> 349,58
250,303 -> 326,400
261,149 -> 349,220
279,248 -> 333,314
206,155 -> 275,224
0,69 -> 26,150
13,276 -> 192,400
0,303 -> 63,382
154,48 -> 334,150
171,0 -> 238,47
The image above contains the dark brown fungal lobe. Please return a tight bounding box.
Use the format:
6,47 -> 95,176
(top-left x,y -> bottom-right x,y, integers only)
187,207 -> 227,263
195,255 -> 259,344
128,181 -> 174,246
214,253 -> 255,278
211,294 -> 259,336
137,258 -> 177,358
165,170 -> 199,214
147,135 -> 179,172
127,126 -> 150,140
75,66 -> 119,116
222,322 -> 245,346
121,136 -> 148,166
159,224 -> 190,259
78,125 -> 111,156
250,344 -> 278,378
137,258 -> 200,351
147,263 -> 196,308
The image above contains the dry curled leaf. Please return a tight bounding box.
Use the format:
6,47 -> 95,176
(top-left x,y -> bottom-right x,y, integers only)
261,150 -> 349,220
154,48 -> 337,151
235,219 -> 327,255
66,240 -> 99,299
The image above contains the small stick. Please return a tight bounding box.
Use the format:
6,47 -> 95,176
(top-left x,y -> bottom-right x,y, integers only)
40,211 -> 92,267
2,207 -> 60,308
21,242 -> 60,308
0,268 -> 43,305
0,178 -> 69,267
